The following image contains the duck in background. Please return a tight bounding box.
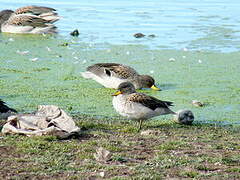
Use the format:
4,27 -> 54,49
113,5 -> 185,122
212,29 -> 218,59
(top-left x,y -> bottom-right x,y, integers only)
0,6 -> 59,34
81,63 -> 161,90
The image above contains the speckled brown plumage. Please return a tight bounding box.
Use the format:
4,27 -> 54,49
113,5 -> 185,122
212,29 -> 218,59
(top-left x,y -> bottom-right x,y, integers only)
15,6 -> 56,15
87,63 -> 138,79
127,93 -> 173,111
7,15 -> 49,27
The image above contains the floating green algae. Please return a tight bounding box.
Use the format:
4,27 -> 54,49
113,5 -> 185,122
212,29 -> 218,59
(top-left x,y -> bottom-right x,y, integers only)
0,34 -> 239,125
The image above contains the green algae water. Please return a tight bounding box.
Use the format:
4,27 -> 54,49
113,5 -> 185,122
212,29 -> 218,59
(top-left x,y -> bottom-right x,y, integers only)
0,1 -> 240,125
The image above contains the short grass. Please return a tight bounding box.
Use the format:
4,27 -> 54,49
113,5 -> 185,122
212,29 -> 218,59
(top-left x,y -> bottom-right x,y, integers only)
1,116 -> 240,179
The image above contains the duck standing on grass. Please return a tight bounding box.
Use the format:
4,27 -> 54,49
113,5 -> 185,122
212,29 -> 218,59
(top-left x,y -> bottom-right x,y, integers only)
112,82 -> 175,131
81,63 -> 161,90
0,6 -> 59,34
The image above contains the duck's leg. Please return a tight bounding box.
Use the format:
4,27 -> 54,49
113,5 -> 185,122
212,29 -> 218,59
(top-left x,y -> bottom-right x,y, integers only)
138,119 -> 143,132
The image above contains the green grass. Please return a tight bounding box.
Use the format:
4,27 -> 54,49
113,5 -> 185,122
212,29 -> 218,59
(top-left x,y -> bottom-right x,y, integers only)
1,118 -> 240,179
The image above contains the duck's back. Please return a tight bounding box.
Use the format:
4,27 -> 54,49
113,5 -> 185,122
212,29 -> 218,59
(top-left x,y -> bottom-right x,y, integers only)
82,63 -> 139,88
87,63 -> 139,79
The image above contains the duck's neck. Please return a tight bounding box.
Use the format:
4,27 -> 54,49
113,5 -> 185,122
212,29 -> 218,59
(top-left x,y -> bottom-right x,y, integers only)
133,75 -> 148,89
131,75 -> 141,89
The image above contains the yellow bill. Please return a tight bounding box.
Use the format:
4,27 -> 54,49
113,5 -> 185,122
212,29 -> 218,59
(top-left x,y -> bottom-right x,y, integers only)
112,91 -> 122,96
151,85 -> 161,91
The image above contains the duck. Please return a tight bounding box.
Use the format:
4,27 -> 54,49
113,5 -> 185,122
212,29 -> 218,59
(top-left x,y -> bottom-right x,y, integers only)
81,63 -> 160,90
112,82 -> 175,130
0,99 -> 17,119
0,5 -> 59,34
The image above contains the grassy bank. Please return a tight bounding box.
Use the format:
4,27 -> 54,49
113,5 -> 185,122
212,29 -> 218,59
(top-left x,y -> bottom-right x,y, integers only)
1,117 -> 240,179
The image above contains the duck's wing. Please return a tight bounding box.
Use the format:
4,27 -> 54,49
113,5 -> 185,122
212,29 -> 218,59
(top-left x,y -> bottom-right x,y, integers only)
87,63 -> 139,79
7,14 -> 50,27
15,6 -> 59,23
0,99 -> 17,113
127,93 -> 174,111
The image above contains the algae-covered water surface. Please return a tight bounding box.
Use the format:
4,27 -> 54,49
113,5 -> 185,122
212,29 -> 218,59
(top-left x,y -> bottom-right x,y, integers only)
0,0 -> 240,125
0,33 -> 239,125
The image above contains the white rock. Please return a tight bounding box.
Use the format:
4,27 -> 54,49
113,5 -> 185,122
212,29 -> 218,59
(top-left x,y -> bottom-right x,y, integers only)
169,58 -> 175,62
94,147 -> 111,162
16,50 -> 29,55
192,100 -> 204,107
140,130 -> 158,136
30,57 -> 38,62
46,46 -> 51,52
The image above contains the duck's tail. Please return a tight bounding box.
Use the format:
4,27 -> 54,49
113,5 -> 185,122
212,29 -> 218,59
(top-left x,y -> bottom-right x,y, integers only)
0,99 -> 17,113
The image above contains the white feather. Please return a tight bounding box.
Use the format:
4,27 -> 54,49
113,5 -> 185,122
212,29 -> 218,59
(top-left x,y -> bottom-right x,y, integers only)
81,71 -> 126,89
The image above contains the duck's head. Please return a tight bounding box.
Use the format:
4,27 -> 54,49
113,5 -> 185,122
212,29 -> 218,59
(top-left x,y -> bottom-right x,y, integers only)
112,82 -> 136,96
0,10 -> 14,26
139,75 -> 161,91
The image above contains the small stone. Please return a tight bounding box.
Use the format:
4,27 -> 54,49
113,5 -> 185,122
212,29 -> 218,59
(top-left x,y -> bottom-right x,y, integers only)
94,147 -> 111,162
8,38 -> 14,42
30,57 -> 38,62
59,42 -> 69,46
192,100 -> 204,107
148,34 -> 156,38
173,109 -> 194,125
70,29 -> 79,37
134,33 -> 145,38
169,58 -> 176,62
46,46 -> 51,52
16,50 -> 29,55
99,172 -> 105,178
140,130 -> 158,136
